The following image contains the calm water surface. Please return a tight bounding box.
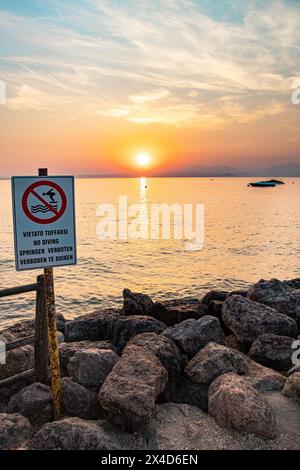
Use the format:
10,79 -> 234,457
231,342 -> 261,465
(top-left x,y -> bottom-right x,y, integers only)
0,177 -> 299,329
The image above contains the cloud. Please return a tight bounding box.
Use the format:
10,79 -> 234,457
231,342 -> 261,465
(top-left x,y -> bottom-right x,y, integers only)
0,0 -> 299,128
129,89 -> 171,103
7,84 -> 65,111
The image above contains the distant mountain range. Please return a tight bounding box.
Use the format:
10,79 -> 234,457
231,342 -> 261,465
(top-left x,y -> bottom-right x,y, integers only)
2,162 -> 298,180
256,163 -> 300,177
152,162 -> 300,177
79,162 -> 300,178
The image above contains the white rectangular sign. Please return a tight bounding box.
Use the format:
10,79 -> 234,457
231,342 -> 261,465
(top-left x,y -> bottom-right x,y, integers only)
12,176 -> 77,271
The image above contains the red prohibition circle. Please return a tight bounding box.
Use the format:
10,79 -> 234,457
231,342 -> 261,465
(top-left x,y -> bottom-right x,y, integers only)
22,180 -> 67,224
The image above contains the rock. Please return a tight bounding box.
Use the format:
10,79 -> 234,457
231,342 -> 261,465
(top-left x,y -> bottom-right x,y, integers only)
245,360 -> 286,392
56,313 -> 66,334
208,373 -> 277,439
162,375 -> 209,411
1,320 -> 35,339
248,334 -> 295,371
126,332 -> 185,377
0,331 -> 16,342
8,382 -> 53,425
205,300 -> 232,335
225,334 -> 250,353
162,316 -> 225,359
152,298 -> 206,326
65,309 -> 121,342
282,372 -> 300,401
57,331 -> 65,343
112,316 -> 166,353
1,316 -> 65,338
0,413 -> 32,450
287,364 -> 300,376
247,278 -> 297,319
201,290 -> 228,308
0,332 -> 34,381
67,348 -> 119,392
200,291 -> 232,335
123,289 -> 154,316
227,290 -> 248,298
31,417 -> 143,450
59,340 -> 116,376
61,378 -> 101,419
283,278 -> 300,290
99,344 -> 168,432
222,295 -> 298,344
185,342 -> 249,385
0,374 -> 35,403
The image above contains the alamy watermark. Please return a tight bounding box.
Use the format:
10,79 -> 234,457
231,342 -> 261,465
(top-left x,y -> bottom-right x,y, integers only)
96,196 -> 204,251
0,340 -> 6,365
0,80 -> 6,105
292,340 -> 300,367
291,79 -> 300,105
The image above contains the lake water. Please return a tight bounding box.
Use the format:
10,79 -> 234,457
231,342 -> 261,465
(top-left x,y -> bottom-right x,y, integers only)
0,177 -> 299,329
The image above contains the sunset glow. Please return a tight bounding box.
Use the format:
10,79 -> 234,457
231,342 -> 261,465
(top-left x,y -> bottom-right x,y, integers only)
135,153 -> 151,167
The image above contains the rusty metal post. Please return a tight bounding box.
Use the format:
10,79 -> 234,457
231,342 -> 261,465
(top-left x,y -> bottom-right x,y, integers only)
43,267 -> 61,419
35,274 -> 49,384
38,168 -> 62,419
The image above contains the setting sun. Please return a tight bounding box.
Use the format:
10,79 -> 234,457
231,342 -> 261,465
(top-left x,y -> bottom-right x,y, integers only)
136,152 -> 151,167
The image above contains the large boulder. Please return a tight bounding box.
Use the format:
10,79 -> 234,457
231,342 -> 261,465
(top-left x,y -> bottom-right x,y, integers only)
162,375 -> 209,411
208,373 -> 277,439
7,382 -> 53,425
123,289 -> 154,316
0,332 -> 34,381
112,316 -> 166,353
222,295 -> 298,344
67,348 -> 119,392
161,316 -> 225,359
282,372 -> 300,401
247,278 -> 297,319
31,417 -> 142,450
126,333 -> 185,377
99,344 -> 168,432
245,360 -> 286,393
65,309 -> 121,342
248,334 -> 295,372
0,413 -> 32,450
59,340 -> 116,376
185,342 -> 249,385
61,378 -> 101,419
152,298 -> 206,326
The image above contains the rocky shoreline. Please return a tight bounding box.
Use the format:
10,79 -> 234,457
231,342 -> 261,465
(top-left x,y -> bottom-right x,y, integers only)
0,278 -> 300,450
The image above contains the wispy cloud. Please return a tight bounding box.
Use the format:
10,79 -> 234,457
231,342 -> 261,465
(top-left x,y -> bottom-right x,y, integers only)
1,0 -> 300,128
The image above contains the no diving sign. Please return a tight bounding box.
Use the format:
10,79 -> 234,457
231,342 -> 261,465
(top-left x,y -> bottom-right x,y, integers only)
12,176 -> 77,270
